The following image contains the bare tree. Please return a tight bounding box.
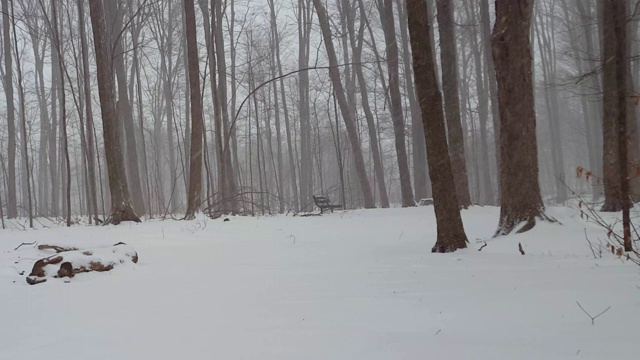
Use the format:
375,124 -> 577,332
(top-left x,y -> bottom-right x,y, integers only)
377,0 -> 414,207
608,0 -> 632,251
184,0 -> 204,219
435,0 -> 471,208
492,0 -> 547,236
10,0 -> 32,227
105,0 -> 146,216
348,0 -> 390,207
88,0 -> 140,224
312,0 -> 375,209
1,0 -> 17,218
406,0 -> 468,252
78,0 -> 100,223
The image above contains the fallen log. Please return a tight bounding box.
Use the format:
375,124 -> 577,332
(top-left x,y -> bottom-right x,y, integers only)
26,243 -> 138,285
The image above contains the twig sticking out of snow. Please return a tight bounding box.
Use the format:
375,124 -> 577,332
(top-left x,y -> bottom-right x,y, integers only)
478,241 -> 488,252
14,242 -> 36,251
518,243 -> 525,255
576,301 -> 611,325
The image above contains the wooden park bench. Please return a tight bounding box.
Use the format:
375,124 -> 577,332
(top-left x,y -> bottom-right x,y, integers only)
313,195 -> 343,214
418,198 -> 434,206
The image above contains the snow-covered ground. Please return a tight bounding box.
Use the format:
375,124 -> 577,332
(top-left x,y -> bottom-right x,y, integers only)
1,206 -> 638,360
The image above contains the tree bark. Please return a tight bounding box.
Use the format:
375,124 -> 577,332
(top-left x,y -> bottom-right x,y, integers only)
88,0 -> 140,225
600,0 -> 623,212
184,0 -> 204,219
406,0 -> 468,252
492,0 -> 546,236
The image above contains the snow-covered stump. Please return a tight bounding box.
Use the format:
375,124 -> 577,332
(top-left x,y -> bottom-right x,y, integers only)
26,243 -> 138,285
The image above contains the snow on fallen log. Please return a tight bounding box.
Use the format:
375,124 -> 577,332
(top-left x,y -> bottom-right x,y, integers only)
26,243 -> 138,285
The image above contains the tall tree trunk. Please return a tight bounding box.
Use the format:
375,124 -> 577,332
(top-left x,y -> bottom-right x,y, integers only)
50,2 -> 72,226
406,0 -> 468,252
464,0 -> 493,205
607,0 -> 633,251
600,0 -> 623,212
88,0 -> 140,224
396,0 -> 428,201
11,1 -> 32,227
1,0 -> 17,218
576,0 -> 604,201
349,0 -> 390,208
78,0 -> 99,223
480,0 -> 501,199
378,0 -> 415,207
298,0 -> 314,211
436,0 -> 471,208
184,0 -> 204,219
269,2 -> 300,212
214,0 -> 238,213
312,0 -> 375,208
492,0 -> 546,236
105,0 -> 146,216
267,0 -> 285,213
49,0 -> 59,217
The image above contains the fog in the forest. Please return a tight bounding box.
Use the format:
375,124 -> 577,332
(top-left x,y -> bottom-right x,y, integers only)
0,0 -> 632,224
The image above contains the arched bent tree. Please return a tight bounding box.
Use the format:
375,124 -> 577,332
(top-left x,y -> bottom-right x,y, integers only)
88,0 -> 140,225
491,0 -> 550,236
405,0 -> 468,253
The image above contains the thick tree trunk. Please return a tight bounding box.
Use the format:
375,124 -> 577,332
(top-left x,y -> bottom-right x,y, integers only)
312,0 -> 375,209
600,0 -> 623,212
435,0 -> 471,209
406,0 -> 468,252
492,0 -> 546,236
184,0 -> 204,220
607,0 -> 633,251
88,0 -> 140,225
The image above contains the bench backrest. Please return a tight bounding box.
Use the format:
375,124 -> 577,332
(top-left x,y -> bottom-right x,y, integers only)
313,195 -> 331,206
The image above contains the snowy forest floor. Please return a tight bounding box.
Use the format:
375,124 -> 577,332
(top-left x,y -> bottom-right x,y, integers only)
1,205 -> 638,360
